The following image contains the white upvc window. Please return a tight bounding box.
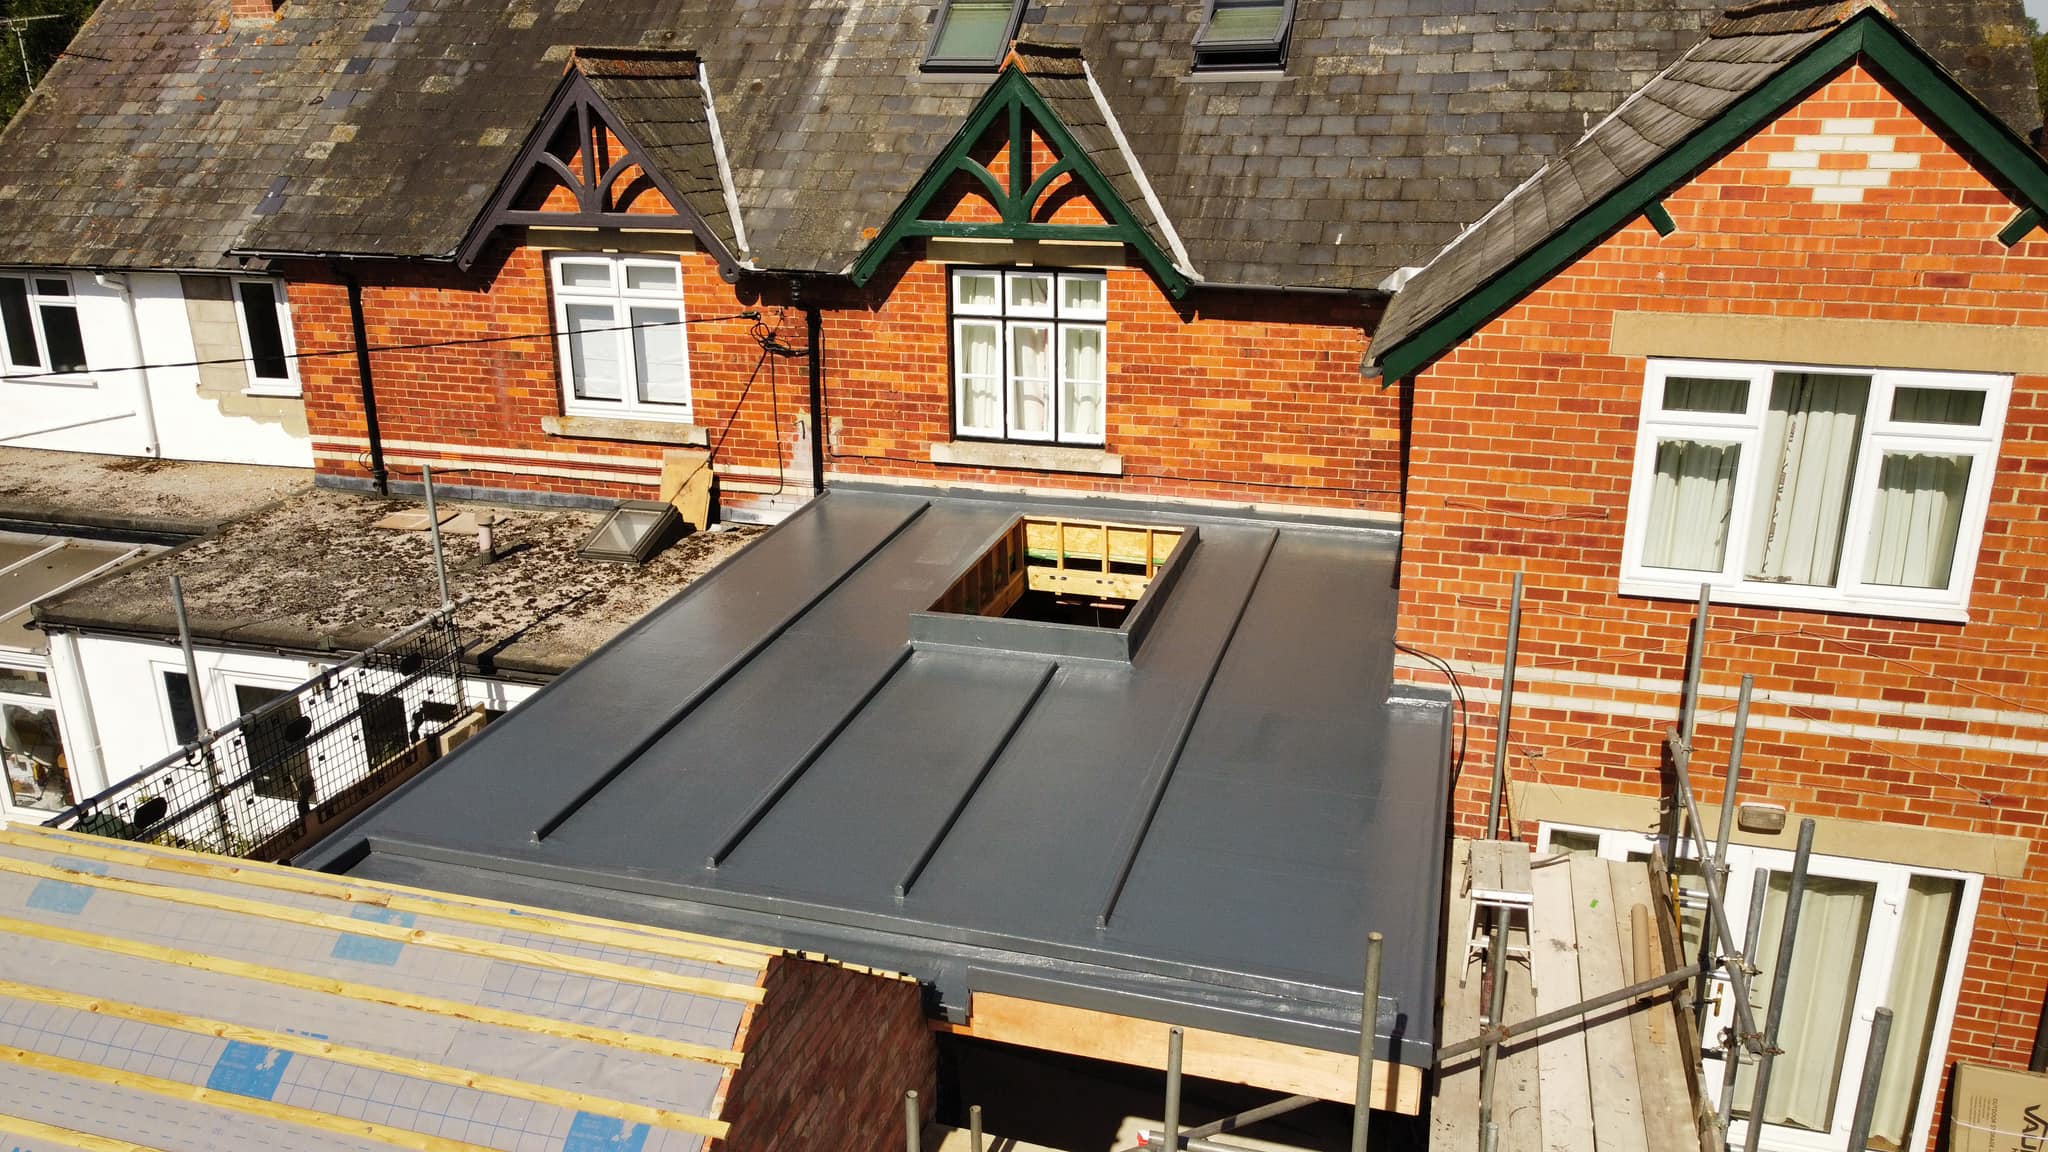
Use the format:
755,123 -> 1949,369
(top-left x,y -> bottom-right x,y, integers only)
233,277 -> 301,397
0,272 -> 86,380
1620,359 -> 2009,621
0,660 -> 75,818
951,268 -> 1107,446
550,254 -> 693,421
1537,823 -> 1977,1152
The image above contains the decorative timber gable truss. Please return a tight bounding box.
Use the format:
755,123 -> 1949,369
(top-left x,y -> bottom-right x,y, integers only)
850,48 -> 1194,297
457,48 -> 748,280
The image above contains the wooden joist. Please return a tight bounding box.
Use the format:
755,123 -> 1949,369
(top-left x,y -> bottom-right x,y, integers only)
940,992 -> 1423,1115
0,827 -> 770,973
0,853 -> 766,1004
0,977 -> 730,1140
0,1111 -> 170,1152
17,824 -> 782,956
0,912 -> 743,1067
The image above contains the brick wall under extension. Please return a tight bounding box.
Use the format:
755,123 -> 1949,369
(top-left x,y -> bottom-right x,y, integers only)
1394,64 -> 2048,1139
713,954 -> 936,1152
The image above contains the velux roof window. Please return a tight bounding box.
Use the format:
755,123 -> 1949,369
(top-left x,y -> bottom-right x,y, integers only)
924,0 -> 1025,72
1194,0 -> 1295,71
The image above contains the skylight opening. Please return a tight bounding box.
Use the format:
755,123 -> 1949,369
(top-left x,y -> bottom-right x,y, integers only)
924,0 -> 1025,72
1193,0 -> 1295,72
930,516 -> 1186,630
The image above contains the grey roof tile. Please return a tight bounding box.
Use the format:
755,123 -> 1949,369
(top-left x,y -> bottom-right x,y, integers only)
0,0 -> 2034,287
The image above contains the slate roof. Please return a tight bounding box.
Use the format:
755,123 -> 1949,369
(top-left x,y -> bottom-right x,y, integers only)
1369,0 -> 2047,362
0,0 -> 2035,287
569,48 -> 741,258
300,486 -> 1455,1064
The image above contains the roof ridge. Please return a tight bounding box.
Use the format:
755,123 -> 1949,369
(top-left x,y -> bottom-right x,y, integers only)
569,45 -> 702,78
1709,0 -> 1894,38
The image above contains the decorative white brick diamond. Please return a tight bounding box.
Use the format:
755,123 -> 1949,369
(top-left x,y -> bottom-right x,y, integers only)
1767,123 -> 1917,203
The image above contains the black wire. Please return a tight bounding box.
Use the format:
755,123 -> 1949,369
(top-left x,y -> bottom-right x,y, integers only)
0,310 -> 765,385
1396,640 -> 1470,795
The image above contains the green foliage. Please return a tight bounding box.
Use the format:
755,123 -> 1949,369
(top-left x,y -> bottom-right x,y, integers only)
0,0 -> 98,126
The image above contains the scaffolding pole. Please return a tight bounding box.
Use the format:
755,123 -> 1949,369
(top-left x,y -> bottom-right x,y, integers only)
1719,868 -> 1770,1134
1484,571 -> 1523,841
1845,1007 -> 1894,1152
1697,673 -> 1753,1040
1352,931 -> 1383,1152
1740,818 -> 1816,1152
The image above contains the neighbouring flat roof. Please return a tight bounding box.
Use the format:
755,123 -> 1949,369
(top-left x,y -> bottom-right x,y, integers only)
0,448 -> 310,538
0,823 -> 770,1151
32,487 -> 763,678
302,486 -> 1454,1066
0,531 -> 156,656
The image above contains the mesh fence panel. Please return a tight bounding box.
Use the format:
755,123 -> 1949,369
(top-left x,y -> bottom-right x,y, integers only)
47,613 -> 469,860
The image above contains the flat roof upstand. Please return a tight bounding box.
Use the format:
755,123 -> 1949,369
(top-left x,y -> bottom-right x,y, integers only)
908,516 -> 1197,662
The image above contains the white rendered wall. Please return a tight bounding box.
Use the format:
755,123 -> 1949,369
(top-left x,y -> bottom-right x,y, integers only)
69,633 -> 538,795
0,272 -> 155,456
0,271 -> 313,467
133,272 -> 312,467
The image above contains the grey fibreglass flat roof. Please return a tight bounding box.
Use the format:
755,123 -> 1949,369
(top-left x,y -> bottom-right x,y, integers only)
302,486 -> 1453,1066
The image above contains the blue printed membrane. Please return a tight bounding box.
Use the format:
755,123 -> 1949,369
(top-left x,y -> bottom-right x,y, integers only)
24,860 -> 108,915
206,1040 -> 294,1100
330,903 -> 417,965
563,1112 -> 651,1152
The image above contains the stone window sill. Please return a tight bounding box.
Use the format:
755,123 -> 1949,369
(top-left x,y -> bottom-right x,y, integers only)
541,414 -> 709,447
928,441 -> 1124,476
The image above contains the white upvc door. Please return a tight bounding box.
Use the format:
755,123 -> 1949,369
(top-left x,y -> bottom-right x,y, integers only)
1537,824 -> 1978,1152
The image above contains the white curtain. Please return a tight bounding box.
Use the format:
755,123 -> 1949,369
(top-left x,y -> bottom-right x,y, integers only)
1870,877 -> 1961,1149
1863,452 -> 1970,590
1010,324 -> 1051,436
1643,439 -> 1739,572
565,303 -> 621,400
956,321 -> 1001,433
1061,326 -> 1105,441
632,306 -> 689,405
1747,373 -> 1869,585
1735,874 -> 1876,1132
1665,375 -> 1749,414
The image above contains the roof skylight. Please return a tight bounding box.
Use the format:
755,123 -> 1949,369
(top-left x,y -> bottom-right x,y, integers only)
1193,0 -> 1295,71
924,0 -> 1025,72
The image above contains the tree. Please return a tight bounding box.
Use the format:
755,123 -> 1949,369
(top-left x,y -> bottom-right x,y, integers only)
0,0 -> 98,126
2033,17 -> 2048,127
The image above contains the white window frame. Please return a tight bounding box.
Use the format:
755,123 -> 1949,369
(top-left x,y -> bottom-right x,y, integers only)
1620,358 -> 2009,622
0,655 -> 77,821
0,271 -> 89,386
549,254 -> 693,422
950,267 -> 1108,447
1536,821 -> 1979,1152
232,276 -> 302,397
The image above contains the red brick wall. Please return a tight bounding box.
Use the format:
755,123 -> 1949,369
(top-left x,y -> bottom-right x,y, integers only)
819,255 -> 1400,515
714,955 -> 936,1152
1395,64 -> 2048,1132
288,244 -> 810,505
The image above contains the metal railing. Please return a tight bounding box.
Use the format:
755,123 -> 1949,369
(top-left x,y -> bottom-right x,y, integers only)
45,609 -> 469,861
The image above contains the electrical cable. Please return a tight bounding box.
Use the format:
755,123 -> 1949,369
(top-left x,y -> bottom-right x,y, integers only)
0,310 -> 765,385
1395,639 -> 1470,800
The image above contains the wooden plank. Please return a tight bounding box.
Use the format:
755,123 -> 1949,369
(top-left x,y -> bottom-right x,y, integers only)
0,912 -> 742,1067
0,1110 -> 169,1152
1470,841 -> 1503,896
660,449 -> 714,531
0,1042 -> 501,1152
950,992 -> 1423,1115
1498,920 -> 1543,1152
1528,858 -> 1594,1152
1432,843 -> 1484,1152
16,825 -> 783,955
0,977 -> 729,1140
0,854 -> 766,1004
1568,854 -> 1647,1152
1610,863 -> 1699,1152
1025,566 -> 1150,600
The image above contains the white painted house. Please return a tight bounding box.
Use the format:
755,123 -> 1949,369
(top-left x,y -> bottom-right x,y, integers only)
0,270 -> 311,467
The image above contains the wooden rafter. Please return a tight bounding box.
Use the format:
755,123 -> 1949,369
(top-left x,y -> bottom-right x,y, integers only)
850,65 -> 1189,296
456,67 -> 744,279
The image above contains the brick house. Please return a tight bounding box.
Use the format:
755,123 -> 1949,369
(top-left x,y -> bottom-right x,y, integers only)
0,0 -> 2042,1148
1367,2 -> 2048,1148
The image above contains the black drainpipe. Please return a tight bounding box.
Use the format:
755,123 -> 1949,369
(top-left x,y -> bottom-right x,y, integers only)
337,263 -> 389,495
803,293 -> 826,497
